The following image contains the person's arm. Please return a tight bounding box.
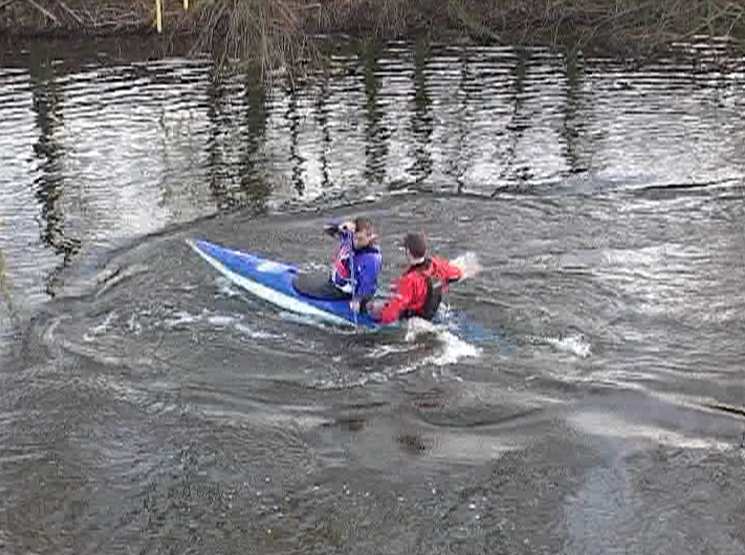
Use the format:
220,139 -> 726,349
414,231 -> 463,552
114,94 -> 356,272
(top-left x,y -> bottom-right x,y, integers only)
376,278 -> 415,324
435,256 -> 464,283
448,252 -> 481,280
324,220 -> 355,238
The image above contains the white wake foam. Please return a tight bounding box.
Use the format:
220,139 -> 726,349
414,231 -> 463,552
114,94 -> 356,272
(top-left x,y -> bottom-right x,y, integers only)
451,251 -> 482,280
544,333 -> 592,358
405,317 -> 482,367
163,308 -> 279,339
83,311 -> 118,342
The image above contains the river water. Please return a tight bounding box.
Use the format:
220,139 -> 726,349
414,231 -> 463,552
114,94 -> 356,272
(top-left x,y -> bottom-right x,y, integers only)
1,37 -> 744,554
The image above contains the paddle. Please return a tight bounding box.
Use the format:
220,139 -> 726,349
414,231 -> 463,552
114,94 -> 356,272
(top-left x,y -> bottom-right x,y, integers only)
348,233 -> 359,326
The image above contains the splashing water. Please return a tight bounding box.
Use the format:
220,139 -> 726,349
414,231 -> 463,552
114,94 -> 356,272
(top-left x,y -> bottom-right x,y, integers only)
215,277 -> 248,299
532,333 -> 592,358
83,311 -> 118,342
451,252 -> 482,280
405,317 -> 482,366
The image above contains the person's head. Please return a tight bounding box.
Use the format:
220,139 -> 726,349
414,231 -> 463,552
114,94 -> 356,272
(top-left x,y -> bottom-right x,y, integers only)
353,217 -> 376,248
402,232 -> 427,264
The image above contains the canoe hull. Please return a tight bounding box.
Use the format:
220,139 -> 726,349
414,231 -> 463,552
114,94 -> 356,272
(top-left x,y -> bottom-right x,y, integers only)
188,239 -> 378,328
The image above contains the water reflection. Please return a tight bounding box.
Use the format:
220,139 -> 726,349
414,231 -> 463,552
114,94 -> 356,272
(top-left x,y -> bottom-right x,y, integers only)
561,50 -> 590,175
313,75 -> 332,190
362,42 -> 387,187
448,46 -> 470,193
205,65 -> 227,207
204,66 -> 271,211
408,39 -> 433,184
29,47 -> 81,296
286,83 -> 306,195
1,40 -> 744,303
239,74 -> 269,209
496,48 -> 530,191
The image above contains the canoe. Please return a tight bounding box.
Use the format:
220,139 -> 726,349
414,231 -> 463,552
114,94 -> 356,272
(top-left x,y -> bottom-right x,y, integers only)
187,239 -> 378,328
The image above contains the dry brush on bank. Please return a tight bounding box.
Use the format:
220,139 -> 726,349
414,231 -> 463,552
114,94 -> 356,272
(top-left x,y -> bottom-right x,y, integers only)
4,0 -> 745,69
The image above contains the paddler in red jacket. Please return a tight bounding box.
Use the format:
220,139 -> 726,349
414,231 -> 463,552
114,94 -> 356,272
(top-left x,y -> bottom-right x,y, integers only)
368,232 -> 468,324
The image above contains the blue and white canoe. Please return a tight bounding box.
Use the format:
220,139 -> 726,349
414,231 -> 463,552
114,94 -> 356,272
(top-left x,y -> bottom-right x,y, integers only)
187,239 -> 379,329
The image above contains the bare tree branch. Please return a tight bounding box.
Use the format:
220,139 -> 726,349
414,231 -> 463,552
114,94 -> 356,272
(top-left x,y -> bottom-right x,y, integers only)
0,0 -> 19,11
57,0 -> 84,26
26,0 -> 60,24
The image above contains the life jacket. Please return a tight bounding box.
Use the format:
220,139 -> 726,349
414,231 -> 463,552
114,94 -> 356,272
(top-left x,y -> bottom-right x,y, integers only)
331,233 -> 354,290
331,241 -> 381,296
401,259 -> 444,321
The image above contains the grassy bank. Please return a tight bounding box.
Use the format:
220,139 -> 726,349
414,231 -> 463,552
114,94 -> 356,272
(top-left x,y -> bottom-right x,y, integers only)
4,0 -> 745,70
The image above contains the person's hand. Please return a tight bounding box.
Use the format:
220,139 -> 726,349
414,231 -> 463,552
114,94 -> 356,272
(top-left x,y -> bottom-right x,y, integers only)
451,252 -> 482,280
366,299 -> 384,319
339,221 -> 356,233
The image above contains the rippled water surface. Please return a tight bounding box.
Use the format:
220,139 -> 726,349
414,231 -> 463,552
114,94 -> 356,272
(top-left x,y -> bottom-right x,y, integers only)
1,37 -> 744,554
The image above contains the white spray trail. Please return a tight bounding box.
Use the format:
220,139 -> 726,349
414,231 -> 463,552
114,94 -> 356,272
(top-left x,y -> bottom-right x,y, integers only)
405,317 -> 482,367
451,252 -> 482,280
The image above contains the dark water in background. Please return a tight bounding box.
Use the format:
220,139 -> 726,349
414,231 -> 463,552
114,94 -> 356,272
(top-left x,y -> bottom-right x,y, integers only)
1,37 -> 745,554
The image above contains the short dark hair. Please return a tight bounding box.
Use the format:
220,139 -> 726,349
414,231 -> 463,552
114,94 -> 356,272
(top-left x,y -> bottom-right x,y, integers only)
354,217 -> 373,233
403,232 -> 427,258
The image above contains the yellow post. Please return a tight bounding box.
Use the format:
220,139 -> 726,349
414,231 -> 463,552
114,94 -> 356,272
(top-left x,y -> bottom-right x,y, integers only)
155,0 -> 163,33
184,0 -> 189,10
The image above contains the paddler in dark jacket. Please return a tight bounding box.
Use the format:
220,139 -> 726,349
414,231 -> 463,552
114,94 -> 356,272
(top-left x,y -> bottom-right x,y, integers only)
368,232 -> 472,324
324,217 -> 382,313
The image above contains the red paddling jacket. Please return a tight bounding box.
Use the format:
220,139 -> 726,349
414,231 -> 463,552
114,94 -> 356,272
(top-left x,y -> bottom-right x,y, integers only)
377,257 -> 463,324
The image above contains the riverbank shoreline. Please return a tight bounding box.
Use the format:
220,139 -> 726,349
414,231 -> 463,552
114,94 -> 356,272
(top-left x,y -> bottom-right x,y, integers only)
3,1 -> 745,67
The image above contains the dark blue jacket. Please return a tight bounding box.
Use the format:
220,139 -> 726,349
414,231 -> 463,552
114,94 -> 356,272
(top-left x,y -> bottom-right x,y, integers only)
327,226 -> 382,300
